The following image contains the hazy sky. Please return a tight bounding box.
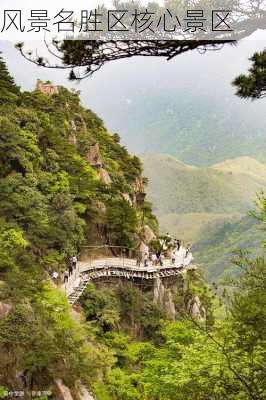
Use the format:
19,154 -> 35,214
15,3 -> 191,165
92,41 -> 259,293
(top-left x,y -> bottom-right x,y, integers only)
1,39 -> 265,153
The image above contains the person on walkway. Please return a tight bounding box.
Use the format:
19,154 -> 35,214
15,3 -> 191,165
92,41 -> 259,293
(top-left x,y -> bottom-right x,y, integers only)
156,251 -> 161,265
185,244 -> 191,258
144,252 -> 149,267
171,249 -> 176,265
159,253 -> 164,267
151,253 -> 157,266
68,263 -> 73,276
72,255 -> 77,269
175,241 -> 185,267
63,270 -> 69,283
52,271 -> 59,280
175,240 -> 181,251
184,244 -> 193,266
136,252 -> 141,267
179,242 -> 187,266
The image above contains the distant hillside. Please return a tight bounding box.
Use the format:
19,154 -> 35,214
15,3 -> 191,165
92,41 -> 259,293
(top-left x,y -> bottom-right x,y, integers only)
142,153 -> 266,281
212,156 -> 266,183
143,153 -> 265,218
194,215 -> 264,282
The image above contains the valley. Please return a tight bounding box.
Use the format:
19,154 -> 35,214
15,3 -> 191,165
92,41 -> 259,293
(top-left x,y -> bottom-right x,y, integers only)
142,153 -> 266,281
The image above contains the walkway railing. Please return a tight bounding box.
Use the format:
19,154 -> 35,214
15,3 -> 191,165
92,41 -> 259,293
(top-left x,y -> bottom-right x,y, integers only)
64,257 -> 196,305
78,257 -> 176,272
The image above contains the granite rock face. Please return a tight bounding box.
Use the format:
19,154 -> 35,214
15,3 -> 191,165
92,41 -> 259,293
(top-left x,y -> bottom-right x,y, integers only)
143,224 -> 156,244
99,168 -> 112,185
0,302 -> 12,320
55,379 -> 73,400
36,80 -> 59,96
187,295 -> 206,320
86,143 -> 102,168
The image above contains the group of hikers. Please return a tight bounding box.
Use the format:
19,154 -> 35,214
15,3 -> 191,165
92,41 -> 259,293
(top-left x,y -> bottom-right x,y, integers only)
62,255 -> 78,283
139,235 -> 193,268
52,234 -> 192,287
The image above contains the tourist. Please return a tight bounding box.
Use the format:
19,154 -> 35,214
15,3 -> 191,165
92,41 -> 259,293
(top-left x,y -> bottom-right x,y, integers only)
175,241 -> 186,267
52,271 -> 59,280
151,253 -> 157,266
171,249 -> 176,265
159,253 -> 164,266
166,232 -> 171,244
72,255 -> 77,269
185,244 -> 191,258
68,263 -> 73,276
136,252 -> 141,267
144,252 -> 149,267
156,251 -> 161,266
184,244 -> 193,266
179,243 -> 187,265
63,270 -> 69,283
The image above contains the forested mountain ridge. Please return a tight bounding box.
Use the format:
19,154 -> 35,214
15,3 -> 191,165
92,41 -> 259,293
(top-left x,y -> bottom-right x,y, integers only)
0,53 -> 265,400
87,54 -> 266,167
143,153 -> 266,218
0,56 -> 157,395
142,153 -> 266,282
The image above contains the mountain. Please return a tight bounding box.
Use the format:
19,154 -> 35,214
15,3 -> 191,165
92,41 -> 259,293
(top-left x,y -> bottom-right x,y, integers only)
194,215 -> 264,282
142,153 -> 266,281
142,153 -> 266,222
80,42 -> 266,167
0,58 -> 158,392
3,41 -> 266,168
212,156 -> 266,182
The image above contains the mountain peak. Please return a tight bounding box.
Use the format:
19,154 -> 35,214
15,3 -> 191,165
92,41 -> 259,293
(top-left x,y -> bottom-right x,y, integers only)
211,156 -> 266,180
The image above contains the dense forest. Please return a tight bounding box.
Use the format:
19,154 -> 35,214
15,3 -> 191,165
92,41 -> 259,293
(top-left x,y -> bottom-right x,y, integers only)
0,55 -> 157,396
0,55 -> 265,400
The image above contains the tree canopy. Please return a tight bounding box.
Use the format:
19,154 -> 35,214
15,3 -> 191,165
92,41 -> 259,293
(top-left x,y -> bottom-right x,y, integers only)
233,49 -> 266,99
17,0 -> 266,79
0,56 -> 157,393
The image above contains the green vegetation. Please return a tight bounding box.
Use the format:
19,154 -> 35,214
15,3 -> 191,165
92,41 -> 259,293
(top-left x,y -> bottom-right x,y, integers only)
0,55 -> 157,393
79,196 -> 266,400
80,281 -> 167,340
233,49 -> 266,99
142,153 -> 266,281
1,48 -> 266,400
195,215 -> 264,282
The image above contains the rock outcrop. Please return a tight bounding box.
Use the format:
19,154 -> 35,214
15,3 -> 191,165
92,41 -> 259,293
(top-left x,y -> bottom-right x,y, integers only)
68,133 -> 77,146
86,143 -> 102,168
122,193 -> 133,205
153,278 -> 176,320
0,302 -> 12,319
142,225 -> 156,244
36,79 -> 59,96
99,168 -> 112,185
95,200 -> 107,214
165,289 -> 176,321
153,277 -> 165,304
131,177 -> 146,205
55,380 -> 95,400
187,295 -> 206,321
55,379 -> 73,400
78,385 -> 95,400
132,177 -> 145,193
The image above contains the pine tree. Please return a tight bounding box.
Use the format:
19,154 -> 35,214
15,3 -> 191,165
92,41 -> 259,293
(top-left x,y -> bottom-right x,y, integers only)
233,49 -> 266,99
0,53 -> 20,103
